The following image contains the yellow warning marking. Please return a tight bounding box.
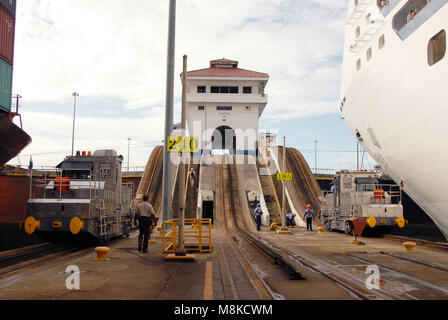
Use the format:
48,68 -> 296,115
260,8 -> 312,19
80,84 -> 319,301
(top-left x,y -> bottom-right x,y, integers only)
167,136 -> 199,153
277,172 -> 292,181
204,261 -> 213,300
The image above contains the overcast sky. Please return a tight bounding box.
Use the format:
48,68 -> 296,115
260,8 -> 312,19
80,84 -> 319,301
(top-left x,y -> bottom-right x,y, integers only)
8,0 -> 376,171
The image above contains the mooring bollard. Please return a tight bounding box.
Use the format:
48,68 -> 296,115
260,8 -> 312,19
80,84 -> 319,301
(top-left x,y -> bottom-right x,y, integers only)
95,247 -> 110,261
403,242 -> 416,253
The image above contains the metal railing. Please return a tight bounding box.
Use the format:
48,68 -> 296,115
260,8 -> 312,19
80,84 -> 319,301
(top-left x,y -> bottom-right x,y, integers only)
338,184 -> 402,208
378,0 -> 401,16
396,0 -> 447,40
162,218 -> 212,254
311,168 -> 337,175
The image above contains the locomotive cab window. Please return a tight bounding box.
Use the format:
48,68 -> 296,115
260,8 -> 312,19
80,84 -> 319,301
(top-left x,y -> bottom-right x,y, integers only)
428,30 -> 446,66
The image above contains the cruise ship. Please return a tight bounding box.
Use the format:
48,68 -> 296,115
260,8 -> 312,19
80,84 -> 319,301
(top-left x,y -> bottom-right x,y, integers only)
340,0 -> 448,240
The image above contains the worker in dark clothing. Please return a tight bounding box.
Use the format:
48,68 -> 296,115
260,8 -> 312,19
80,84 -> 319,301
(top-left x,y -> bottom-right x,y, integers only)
286,212 -> 296,227
189,168 -> 196,187
303,204 -> 314,231
135,195 -> 155,253
254,203 -> 263,231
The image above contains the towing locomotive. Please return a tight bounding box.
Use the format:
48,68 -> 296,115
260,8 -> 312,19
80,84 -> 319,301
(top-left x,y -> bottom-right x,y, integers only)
23,150 -> 133,243
321,170 -> 407,236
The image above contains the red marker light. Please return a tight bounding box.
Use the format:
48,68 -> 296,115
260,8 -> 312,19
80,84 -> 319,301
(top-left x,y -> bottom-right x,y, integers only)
106,158 -> 110,162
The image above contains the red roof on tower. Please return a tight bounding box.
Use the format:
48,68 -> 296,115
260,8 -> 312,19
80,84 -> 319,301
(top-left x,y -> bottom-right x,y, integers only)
186,58 -> 269,78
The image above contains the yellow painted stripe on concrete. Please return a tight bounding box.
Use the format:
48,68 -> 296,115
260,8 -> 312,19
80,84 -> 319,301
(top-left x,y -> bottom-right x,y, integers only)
204,261 -> 213,300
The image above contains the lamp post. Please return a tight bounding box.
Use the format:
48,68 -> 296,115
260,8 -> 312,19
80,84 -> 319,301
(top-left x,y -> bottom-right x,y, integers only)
161,0 -> 176,223
127,138 -> 131,172
71,92 -> 79,156
314,140 -> 318,172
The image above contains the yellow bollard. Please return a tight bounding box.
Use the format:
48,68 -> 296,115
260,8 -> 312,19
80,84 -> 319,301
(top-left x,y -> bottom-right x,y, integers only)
95,247 -> 110,261
318,227 -> 324,234
403,242 -> 416,252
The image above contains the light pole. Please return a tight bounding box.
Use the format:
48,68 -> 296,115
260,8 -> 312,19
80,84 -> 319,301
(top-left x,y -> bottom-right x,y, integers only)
127,138 -> 131,172
314,140 -> 318,172
161,0 -> 176,223
71,92 -> 79,156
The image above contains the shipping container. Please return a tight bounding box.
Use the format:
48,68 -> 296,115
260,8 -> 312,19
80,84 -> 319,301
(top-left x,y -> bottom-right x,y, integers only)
0,6 -> 14,65
0,0 -> 16,19
0,57 -> 12,113
0,175 -> 29,223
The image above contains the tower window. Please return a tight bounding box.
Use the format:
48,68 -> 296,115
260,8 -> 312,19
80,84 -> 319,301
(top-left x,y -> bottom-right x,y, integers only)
356,59 -> 361,71
428,30 -> 446,66
243,87 -> 252,94
198,106 -> 205,110
220,87 -> 229,94
356,26 -> 361,38
197,86 -> 206,93
211,86 -> 239,94
217,106 -> 232,111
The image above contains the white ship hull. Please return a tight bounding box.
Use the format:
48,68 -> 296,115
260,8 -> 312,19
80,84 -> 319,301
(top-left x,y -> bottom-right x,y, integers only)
341,0 -> 448,240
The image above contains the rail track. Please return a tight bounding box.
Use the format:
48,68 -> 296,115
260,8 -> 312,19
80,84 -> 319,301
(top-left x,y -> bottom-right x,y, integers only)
285,147 -> 320,212
216,160 -> 278,300
0,243 -> 92,281
147,146 -> 164,210
214,156 -> 448,300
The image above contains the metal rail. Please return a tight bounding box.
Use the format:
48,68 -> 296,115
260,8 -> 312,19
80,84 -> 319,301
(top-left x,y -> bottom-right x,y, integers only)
217,160 -> 279,300
0,245 -> 91,280
346,253 -> 448,298
146,146 -> 163,204
225,156 -> 304,281
285,147 -> 320,211
379,252 -> 448,272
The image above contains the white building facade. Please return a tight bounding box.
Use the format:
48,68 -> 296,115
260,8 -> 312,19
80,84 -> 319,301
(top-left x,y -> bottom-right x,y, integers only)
185,59 -> 269,155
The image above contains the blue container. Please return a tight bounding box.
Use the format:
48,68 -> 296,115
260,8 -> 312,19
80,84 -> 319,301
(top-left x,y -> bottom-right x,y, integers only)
0,0 -> 16,19
0,57 -> 12,113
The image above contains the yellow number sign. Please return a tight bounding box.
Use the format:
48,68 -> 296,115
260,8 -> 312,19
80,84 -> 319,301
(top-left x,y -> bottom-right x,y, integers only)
167,136 -> 199,153
277,173 -> 292,181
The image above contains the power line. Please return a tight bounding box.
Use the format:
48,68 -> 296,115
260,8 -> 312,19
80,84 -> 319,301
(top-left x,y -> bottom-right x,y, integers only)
19,140 -> 162,157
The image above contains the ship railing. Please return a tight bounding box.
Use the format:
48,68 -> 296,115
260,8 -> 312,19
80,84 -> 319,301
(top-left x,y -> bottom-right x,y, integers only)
378,0 -> 401,17
394,0 -> 446,40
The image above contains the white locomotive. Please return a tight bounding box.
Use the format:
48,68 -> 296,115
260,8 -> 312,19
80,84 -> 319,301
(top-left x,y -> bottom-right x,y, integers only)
322,170 -> 406,236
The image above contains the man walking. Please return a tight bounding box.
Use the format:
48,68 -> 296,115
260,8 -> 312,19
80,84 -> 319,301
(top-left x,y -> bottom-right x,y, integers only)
135,195 -> 155,253
303,204 -> 314,231
254,203 -> 263,231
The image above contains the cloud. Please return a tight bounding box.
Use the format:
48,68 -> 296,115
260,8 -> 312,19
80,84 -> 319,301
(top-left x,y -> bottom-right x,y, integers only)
9,0 -> 350,166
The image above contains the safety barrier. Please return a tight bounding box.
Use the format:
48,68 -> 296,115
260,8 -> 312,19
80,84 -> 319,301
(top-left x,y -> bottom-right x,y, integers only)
162,219 -> 212,254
